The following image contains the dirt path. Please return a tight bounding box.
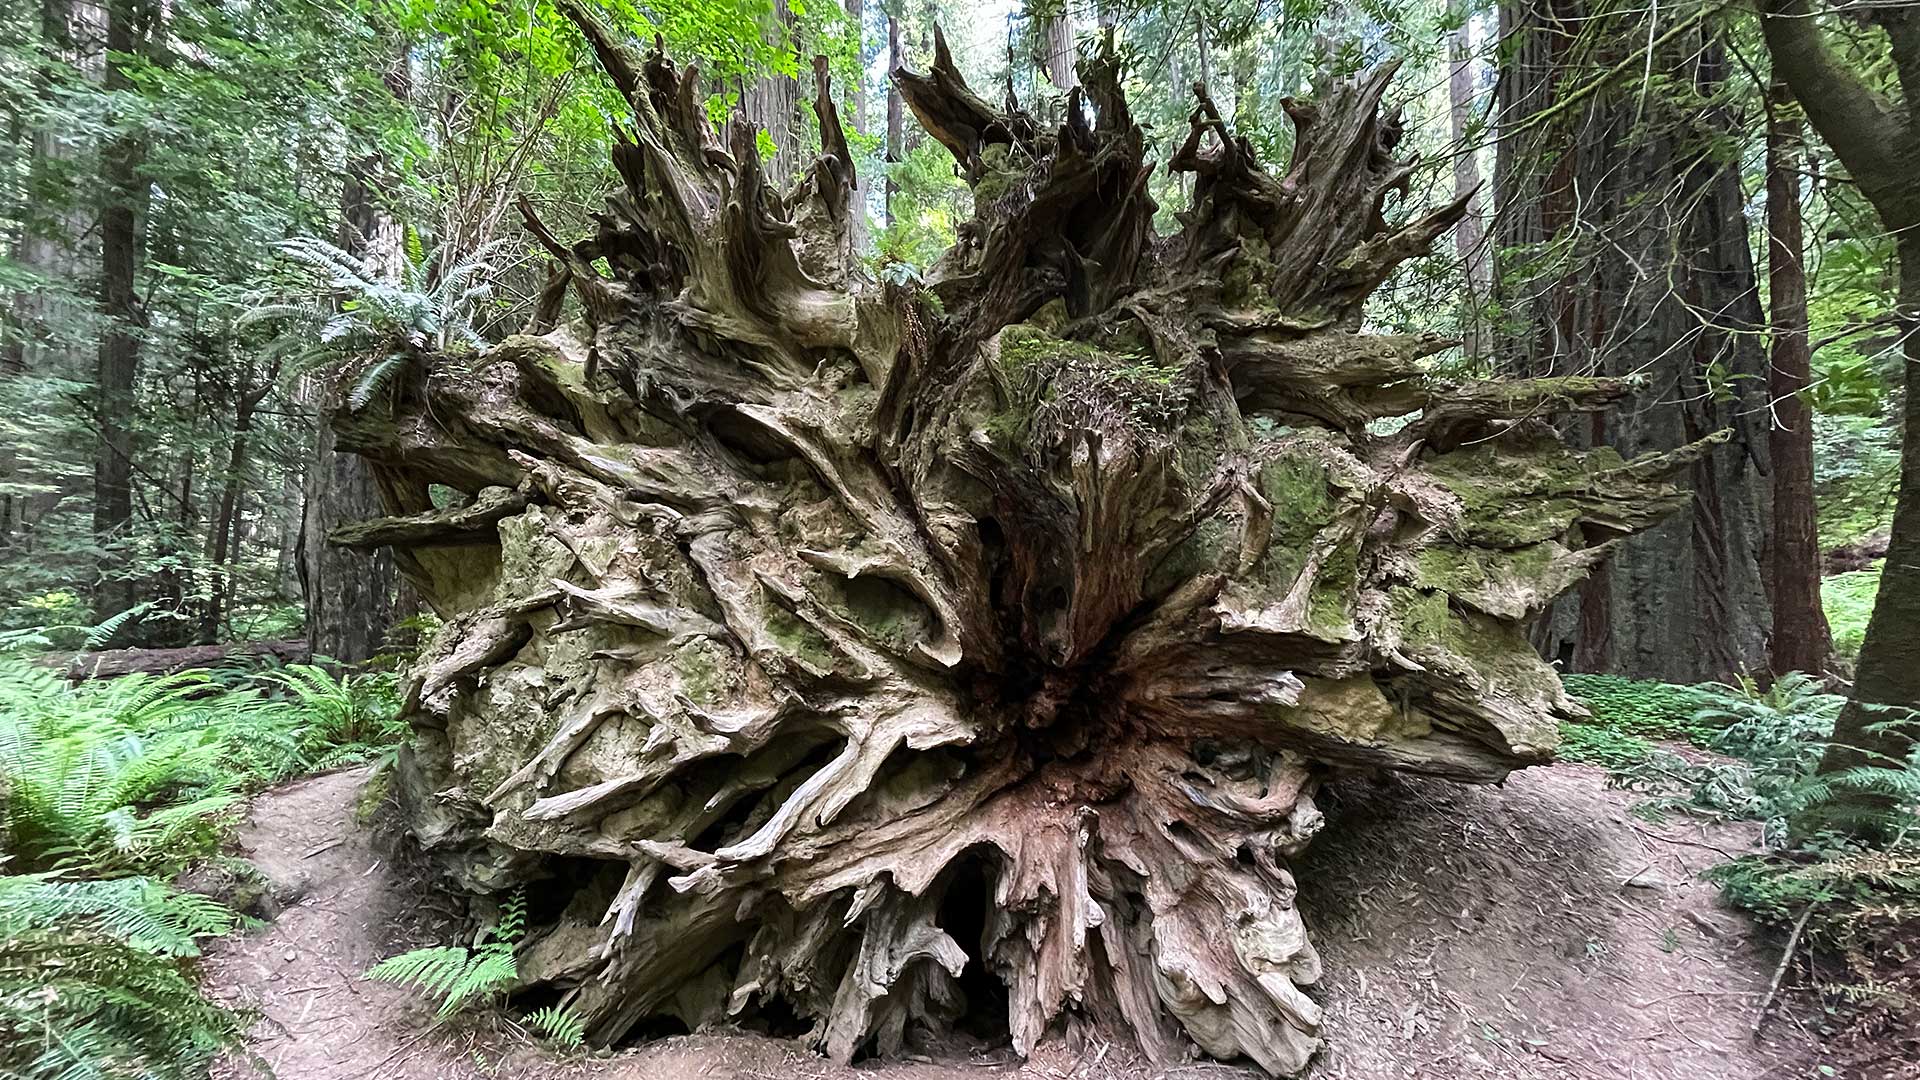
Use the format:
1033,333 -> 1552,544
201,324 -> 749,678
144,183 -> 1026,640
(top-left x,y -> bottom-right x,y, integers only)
203,764 -> 1815,1080
1295,770 -> 1812,1079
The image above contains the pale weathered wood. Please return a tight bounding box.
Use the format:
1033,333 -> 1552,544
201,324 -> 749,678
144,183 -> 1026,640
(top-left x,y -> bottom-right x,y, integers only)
327,18 -> 1709,1077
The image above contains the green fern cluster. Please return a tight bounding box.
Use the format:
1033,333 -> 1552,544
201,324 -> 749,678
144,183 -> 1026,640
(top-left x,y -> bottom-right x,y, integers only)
1598,673 -> 1857,842
0,872 -> 237,955
259,663 -> 405,769
0,668 -> 237,875
0,658 -> 404,1079
1694,673 -> 1839,775
1671,693 -> 1920,940
366,893 -> 590,1048
0,872 -> 249,1080
1702,702 -> 1920,1027
0,600 -> 157,654
244,235 -> 511,405
0,659 -> 402,875
367,892 -> 526,1019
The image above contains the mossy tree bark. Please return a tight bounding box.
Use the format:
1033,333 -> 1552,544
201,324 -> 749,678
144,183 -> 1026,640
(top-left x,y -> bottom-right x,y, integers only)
329,11 -> 1713,1074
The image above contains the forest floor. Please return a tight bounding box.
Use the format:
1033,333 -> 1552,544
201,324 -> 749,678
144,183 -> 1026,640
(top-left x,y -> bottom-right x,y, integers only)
202,762 -> 1822,1080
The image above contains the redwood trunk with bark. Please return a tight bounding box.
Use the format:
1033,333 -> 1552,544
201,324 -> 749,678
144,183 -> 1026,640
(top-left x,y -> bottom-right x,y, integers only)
202,388 -> 252,642
1763,81 -> 1831,678
1495,9 -> 1773,682
1759,0 -> 1920,835
843,0 -> 868,251
330,13 -> 1713,1073
300,114 -> 403,664
744,0 -> 804,186
1444,13 -> 1490,369
1036,1 -> 1075,90
885,13 -> 903,224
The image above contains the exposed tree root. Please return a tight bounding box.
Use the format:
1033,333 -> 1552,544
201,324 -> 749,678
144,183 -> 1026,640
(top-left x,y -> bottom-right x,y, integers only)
328,12 -> 1708,1075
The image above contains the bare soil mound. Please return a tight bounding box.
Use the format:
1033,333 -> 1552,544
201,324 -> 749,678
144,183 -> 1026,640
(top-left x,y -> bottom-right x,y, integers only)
202,764 -> 1817,1080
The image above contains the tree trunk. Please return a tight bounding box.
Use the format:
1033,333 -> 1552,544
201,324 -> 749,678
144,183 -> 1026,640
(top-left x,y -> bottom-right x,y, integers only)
844,0 -> 868,251
1759,0 -> 1920,836
744,0 -> 805,186
1491,0 -> 1572,377
274,467 -> 303,601
1446,0 -> 1488,360
3,0 -> 94,549
298,421 -> 398,663
1036,1 -> 1075,90
1813,264 -> 1920,830
1197,14 -> 1211,89
4,0 -> 92,380
1762,81 -> 1831,678
202,370 -> 262,643
92,0 -> 150,630
331,11 -> 1714,1073
297,118 -> 402,664
56,638 -> 309,680
1495,5 -> 1772,682
885,13 -> 903,225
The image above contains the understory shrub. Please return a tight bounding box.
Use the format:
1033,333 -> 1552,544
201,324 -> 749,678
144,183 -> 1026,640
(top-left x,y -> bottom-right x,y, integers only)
1556,674 -> 1715,767
0,657 -> 403,1077
1601,674 -> 1844,843
1707,712 -> 1920,1044
1823,562 -> 1883,661
1556,722 -> 1661,769
0,871 -> 251,1080
1574,673 -> 1920,1036
1560,674 -> 1714,740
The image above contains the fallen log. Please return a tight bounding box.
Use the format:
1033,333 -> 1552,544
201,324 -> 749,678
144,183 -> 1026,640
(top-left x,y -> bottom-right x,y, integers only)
54,638 -> 309,680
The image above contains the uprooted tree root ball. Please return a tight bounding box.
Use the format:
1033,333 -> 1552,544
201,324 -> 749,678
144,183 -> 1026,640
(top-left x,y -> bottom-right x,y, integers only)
326,7 -> 1718,1074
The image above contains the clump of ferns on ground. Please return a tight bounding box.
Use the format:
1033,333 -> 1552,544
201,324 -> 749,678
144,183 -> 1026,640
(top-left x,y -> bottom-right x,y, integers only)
367,890 -> 590,1048
0,658 -> 403,1080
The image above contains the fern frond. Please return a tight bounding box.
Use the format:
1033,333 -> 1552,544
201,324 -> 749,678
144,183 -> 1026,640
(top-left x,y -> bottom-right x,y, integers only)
345,353 -> 410,411
82,603 -> 151,650
525,1005 -> 587,1047
0,873 -> 237,957
442,948 -> 518,1017
365,889 -> 526,1020
367,945 -> 475,997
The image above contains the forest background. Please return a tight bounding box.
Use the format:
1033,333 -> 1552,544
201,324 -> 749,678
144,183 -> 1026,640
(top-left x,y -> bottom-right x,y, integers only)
0,0 -> 1902,689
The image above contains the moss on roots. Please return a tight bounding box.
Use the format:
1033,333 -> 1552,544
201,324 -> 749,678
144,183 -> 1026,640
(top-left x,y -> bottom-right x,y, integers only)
327,18 -> 1717,1077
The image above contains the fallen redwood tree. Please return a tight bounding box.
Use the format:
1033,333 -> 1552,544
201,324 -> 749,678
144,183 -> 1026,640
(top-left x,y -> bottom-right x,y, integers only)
327,8 -> 1715,1074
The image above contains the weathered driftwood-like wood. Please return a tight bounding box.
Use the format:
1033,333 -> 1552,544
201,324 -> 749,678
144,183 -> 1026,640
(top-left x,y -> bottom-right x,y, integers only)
328,14 -> 1709,1076
327,483 -> 536,551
